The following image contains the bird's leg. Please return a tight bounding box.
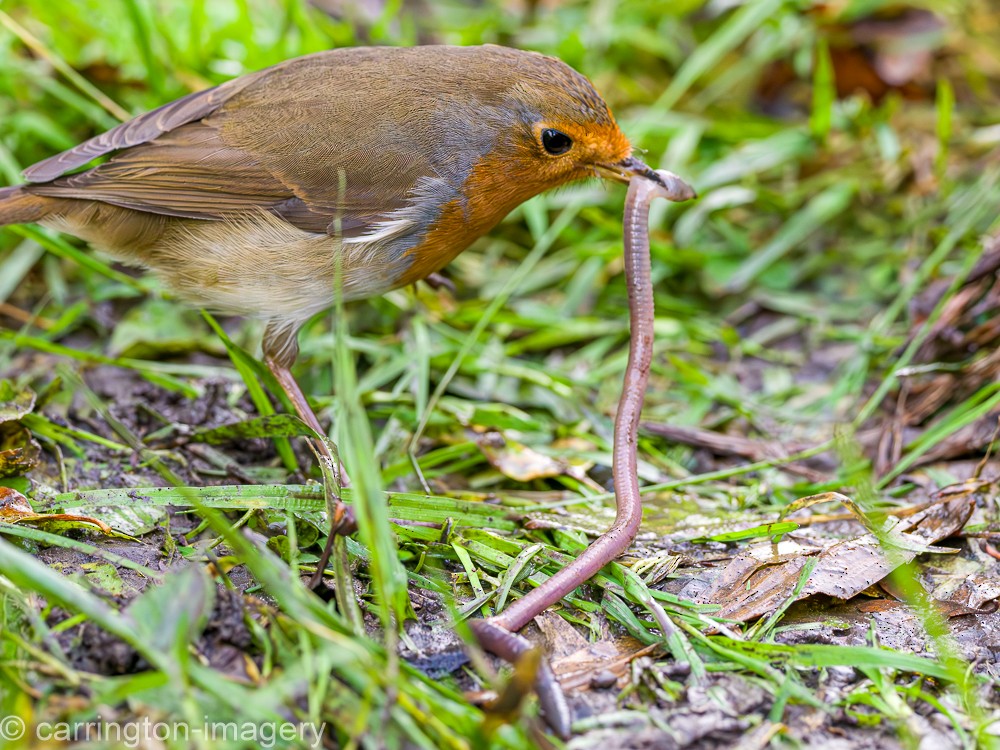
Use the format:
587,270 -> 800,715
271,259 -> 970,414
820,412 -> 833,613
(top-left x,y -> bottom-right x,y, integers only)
265,355 -> 327,450
262,322 -> 355,535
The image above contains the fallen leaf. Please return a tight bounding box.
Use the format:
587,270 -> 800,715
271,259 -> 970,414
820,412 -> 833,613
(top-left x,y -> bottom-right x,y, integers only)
0,422 -> 41,477
0,487 -> 121,536
476,431 -> 593,484
0,381 -> 36,423
700,493 -> 975,621
535,611 -> 657,692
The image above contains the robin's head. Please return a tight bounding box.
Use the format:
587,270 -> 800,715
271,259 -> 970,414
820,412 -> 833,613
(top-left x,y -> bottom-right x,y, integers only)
448,47 -> 680,211
504,56 -> 633,183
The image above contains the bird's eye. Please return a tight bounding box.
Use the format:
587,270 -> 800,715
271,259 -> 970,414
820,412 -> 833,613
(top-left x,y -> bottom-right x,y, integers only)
541,128 -> 573,155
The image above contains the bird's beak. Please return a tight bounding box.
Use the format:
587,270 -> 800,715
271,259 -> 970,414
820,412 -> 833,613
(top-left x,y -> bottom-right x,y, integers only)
597,156 -> 697,202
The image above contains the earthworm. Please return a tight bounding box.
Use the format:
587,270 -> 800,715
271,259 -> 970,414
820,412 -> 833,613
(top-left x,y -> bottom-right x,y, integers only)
469,170 -> 696,738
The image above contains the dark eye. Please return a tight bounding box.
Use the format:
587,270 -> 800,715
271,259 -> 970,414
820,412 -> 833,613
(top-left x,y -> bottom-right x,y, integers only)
541,128 -> 573,155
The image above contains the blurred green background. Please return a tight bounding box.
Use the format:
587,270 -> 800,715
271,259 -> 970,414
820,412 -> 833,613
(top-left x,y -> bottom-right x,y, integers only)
1,1 -> 999,748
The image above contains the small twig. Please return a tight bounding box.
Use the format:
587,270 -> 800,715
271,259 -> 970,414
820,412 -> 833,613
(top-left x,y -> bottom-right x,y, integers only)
640,421 -> 829,482
0,301 -> 53,329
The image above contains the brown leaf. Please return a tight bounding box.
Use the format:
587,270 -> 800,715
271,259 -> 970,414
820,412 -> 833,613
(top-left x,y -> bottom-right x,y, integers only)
879,572 -> 1000,618
757,7 -> 945,110
476,431 -> 594,484
701,493 -> 975,621
0,486 -> 116,535
641,422 -> 829,482
535,611 -> 656,692
0,422 -> 41,477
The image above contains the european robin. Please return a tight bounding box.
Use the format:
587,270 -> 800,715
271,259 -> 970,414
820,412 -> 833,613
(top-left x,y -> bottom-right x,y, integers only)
0,44 -> 683,457
1,44 -> 698,732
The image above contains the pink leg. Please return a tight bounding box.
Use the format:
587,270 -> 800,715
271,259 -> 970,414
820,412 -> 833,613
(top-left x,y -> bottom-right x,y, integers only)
263,323 -> 354,534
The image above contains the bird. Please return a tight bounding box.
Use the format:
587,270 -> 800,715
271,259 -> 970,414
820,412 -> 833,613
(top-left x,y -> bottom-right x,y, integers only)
0,44 -> 680,460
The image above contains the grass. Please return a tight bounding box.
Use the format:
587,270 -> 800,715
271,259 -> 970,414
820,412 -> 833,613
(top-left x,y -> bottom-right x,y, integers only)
2,0 -> 1000,748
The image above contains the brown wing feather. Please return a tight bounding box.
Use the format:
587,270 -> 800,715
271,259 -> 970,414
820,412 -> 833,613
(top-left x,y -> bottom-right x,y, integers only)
30,124 -> 292,219
21,72 -> 264,183
26,119 -> 404,235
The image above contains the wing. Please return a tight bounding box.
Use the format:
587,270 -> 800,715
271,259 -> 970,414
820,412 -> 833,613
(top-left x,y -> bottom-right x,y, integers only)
22,72 -> 262,183
28,122 -> 364,234
22,50 -> 456,236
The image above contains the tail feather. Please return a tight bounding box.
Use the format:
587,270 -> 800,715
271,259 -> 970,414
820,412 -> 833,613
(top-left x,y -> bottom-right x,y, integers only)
0,185 -> 49,226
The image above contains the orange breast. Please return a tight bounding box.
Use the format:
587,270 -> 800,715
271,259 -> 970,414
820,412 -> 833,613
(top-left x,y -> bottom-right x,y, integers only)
394,200 -> 481,286
394,150 -> 553,288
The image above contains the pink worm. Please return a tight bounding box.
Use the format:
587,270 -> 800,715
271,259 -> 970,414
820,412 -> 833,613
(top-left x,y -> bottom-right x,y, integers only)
469,170 -> 696,738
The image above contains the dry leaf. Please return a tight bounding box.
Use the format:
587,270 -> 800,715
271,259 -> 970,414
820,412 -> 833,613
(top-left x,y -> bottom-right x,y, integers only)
0,486 -> 117,535
476,431 -> 594,484
701,493 -> 975,621
534,611 -> 656,692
